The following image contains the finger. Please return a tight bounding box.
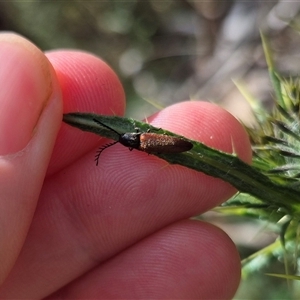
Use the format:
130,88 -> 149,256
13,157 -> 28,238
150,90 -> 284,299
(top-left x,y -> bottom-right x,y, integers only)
0,33 -> 62,284
49,220 -> 240,299
148,101 -> 251,163
45,50 -> 125,176
0,101 -> 251,298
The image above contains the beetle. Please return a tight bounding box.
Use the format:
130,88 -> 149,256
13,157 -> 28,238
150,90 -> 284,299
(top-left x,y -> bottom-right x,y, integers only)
93,119 -> 193,165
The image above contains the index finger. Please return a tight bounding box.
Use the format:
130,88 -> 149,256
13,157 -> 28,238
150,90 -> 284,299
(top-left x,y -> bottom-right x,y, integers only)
45,50 -> 126,176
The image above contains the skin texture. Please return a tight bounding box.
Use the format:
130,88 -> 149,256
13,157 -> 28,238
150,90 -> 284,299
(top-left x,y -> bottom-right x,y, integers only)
0,33 -> 252,299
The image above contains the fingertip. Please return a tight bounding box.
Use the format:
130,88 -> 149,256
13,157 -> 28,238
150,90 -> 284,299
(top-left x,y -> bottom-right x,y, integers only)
0,33 -> 57,155
46,50 -> 125,115
45,50 -> 126,174
149,101 -> 252,163
51,220 -> 240,299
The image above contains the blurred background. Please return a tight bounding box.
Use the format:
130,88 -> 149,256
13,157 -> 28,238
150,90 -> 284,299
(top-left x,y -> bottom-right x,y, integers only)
2,1 -> 300,121
2,1 -> 300,298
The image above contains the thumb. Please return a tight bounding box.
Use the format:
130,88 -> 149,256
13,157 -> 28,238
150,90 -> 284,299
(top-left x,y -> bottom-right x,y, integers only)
0,33 -> 62,284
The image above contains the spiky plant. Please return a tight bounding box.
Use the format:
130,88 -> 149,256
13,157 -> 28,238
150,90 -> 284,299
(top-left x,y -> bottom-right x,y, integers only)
223,34 -> 300,285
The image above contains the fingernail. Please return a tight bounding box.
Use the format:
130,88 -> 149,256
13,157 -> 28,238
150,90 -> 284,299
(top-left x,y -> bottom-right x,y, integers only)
0,33 -> 53,155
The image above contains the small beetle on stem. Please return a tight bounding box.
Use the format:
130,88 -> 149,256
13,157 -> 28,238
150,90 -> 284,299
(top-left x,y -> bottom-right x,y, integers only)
93,119 -> 193,166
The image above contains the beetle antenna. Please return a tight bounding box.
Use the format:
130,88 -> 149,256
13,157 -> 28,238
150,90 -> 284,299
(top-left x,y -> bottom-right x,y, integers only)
95,141 -> 118,166
93,118 -> 121,136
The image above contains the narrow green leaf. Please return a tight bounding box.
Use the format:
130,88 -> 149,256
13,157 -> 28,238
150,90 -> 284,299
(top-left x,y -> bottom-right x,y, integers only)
63,113 -> 300,216
260,31 -> 285,108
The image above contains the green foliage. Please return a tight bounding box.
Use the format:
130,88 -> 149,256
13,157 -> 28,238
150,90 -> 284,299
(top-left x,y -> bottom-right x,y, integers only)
227,33 -> 300,280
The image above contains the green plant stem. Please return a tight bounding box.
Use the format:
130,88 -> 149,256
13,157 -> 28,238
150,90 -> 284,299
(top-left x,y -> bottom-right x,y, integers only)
63,113 -> 300,217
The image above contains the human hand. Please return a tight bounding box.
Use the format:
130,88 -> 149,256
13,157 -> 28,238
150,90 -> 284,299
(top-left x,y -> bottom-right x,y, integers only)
0,33 -> 252,299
